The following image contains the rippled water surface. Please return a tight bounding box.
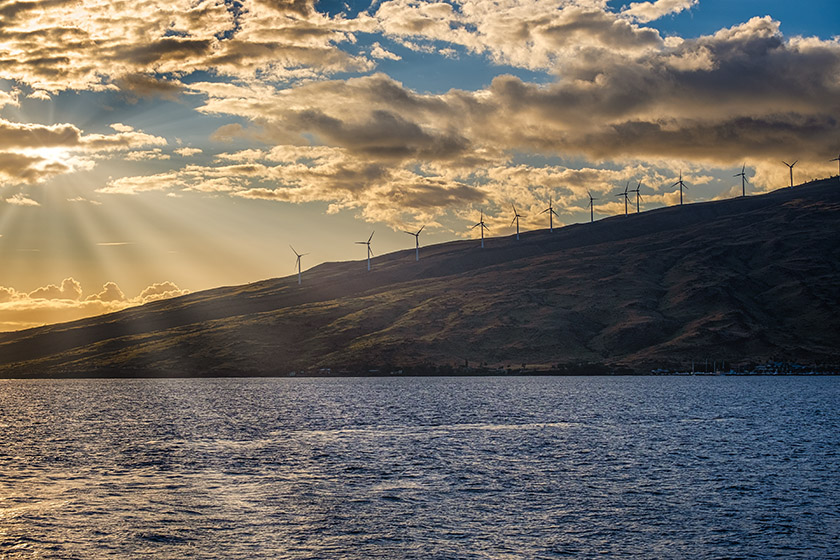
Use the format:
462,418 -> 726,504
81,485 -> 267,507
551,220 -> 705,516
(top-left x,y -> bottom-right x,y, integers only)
1,376 -> 838,559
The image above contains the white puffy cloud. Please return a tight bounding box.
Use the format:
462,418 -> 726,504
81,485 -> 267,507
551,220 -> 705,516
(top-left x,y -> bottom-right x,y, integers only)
0,277 -> 190,331
0,0 -> 376,93
174,147 -> 203,157
374,0 -> 663,71
5,192 -> 40,206
29,277 -> 83,300
85,281 -> 126,302
623,0 -> 698,23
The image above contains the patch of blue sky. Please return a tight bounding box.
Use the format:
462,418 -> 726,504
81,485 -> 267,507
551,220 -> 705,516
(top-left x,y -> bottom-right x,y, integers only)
314,0 -> 375,18
607,0 -> 840,40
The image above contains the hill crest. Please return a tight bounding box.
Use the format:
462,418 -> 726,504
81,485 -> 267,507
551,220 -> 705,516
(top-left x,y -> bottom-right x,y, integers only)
2,179 -> 839,376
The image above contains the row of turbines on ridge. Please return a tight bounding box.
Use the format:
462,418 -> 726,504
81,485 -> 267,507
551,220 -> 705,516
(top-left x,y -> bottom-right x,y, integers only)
289,157 -> 840,283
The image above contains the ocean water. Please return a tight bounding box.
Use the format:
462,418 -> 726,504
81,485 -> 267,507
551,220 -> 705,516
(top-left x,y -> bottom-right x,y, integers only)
0,376 -> 838,559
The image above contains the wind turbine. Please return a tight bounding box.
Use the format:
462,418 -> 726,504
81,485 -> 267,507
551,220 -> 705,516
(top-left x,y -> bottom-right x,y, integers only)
540,198 -> 558,232
734,164 -> 749,197
830,154 -> 840,176
290,245 -> 307,285
471,210 -> 489,248
672,171 -> 688,205
355,231 -> 374,271
587,191 -> 598,223
615,181 -> 630,216
630,180 -> 643,213
403,225 -> 425,261
782,160 -> 797,187
510,204 -> 524,240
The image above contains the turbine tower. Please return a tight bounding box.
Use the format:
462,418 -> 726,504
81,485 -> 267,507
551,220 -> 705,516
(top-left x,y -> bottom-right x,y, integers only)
587,191 -> 598,223
403,225 -> 425,261
471,210 -> 489,248
615,182 -> 630,216
510,204 -> 524,240
672,171 -> 688,205
782,160 -> 798,187
290,245 -> 307,285
355,231 -> 374,271
734,164 -> 749,197
540,198 -> 558,232
830,154 -> 840,176
630,180 -> 643,213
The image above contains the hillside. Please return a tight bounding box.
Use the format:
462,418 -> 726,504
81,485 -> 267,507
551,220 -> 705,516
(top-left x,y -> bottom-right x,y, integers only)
2,179 -> 839,376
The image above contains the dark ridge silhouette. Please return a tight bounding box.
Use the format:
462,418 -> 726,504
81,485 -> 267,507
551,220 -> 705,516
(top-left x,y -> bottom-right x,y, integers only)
1,179 -> 839,377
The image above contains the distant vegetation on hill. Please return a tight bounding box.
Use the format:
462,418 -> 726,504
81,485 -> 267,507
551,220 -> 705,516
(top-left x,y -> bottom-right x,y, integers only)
1,179 -> 839,377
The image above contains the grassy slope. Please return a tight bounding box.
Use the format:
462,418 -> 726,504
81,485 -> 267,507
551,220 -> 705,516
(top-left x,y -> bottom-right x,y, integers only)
1,179 -> 839,376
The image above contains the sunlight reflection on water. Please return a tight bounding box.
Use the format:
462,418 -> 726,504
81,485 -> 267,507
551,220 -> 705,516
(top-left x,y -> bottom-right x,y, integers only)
1,376 -> 838,559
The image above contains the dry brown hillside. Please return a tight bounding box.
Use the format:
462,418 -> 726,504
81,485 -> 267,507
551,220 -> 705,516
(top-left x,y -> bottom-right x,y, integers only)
1,178 -> 839,376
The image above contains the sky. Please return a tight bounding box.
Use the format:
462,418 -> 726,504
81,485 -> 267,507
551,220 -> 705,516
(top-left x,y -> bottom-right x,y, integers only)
0,0 -> 838,331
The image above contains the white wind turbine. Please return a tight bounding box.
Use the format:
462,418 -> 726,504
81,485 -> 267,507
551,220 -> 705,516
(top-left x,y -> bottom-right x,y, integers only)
672,171 -> 688,206
290,245 -> 308,285
615,181 -> 630,216
403,225 -> 425,261
587,191 -> 598,223
782,160 -> 798,187
541,198 -> 558,232
734,164 -> 749,197
471,211 -> 489,248
356,231 -> 374,271
510,204 -> 524,240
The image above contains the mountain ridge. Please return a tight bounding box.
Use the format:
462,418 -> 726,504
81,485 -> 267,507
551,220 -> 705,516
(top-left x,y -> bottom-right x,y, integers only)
2,178 -> 839,376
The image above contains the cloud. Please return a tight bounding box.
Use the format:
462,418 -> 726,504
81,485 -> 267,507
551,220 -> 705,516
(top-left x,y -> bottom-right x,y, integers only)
0,277 -> 190,331
0,0 -> 377,93
96,171 -> 185,194
174,13 -> 840,227
5,193 -> 40,206
370,42 -> 401,61
124,148 -> 170,161
0,88 -> 20,107
374,1 -> 664,70
5,1 -> 834,232
0,117 -> 167,185
85,281 -> 126,302
29,277 -> 82,300
174,147 -> 203,157
623,0 -> 698,23
138,281 -> 186,303
67,196 -> 102,205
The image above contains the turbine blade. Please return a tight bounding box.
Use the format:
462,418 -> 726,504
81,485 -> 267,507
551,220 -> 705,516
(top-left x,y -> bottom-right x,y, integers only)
510,216 -> 517,226
418,225 -> 425,234
403,230 -> 414,235
368,231 -> 375,242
